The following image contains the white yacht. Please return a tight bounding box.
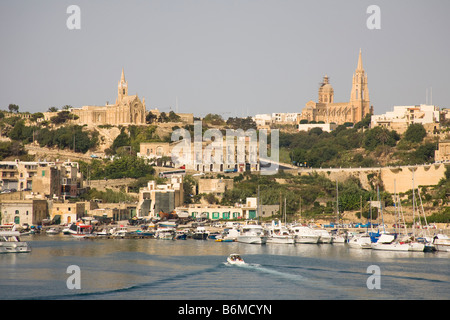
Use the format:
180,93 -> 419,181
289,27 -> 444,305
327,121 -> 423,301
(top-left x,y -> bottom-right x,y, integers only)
332,234 -> 347,243
0,225 -> 31,253
348,233 -> 372,249
289,225 -> 320,244
265,221 -> 295,244
433,234 -> 450,252
237,224 -> 267,244
311,227 -> 332,243
0,231 -> 31,253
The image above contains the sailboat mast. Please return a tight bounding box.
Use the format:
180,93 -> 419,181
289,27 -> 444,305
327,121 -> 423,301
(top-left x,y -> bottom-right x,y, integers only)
412,168 -> 416,237
417,188 -> 429,237
377,185 -> 385,233
394,179 -> 398,235
336,179 -> 339,223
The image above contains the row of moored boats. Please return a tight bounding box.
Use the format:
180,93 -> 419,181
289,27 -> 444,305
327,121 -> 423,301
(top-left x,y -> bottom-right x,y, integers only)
214,220 -> 450,252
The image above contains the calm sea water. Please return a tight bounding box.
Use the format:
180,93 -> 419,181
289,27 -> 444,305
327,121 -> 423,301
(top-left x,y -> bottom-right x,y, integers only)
1,234 -> 449,300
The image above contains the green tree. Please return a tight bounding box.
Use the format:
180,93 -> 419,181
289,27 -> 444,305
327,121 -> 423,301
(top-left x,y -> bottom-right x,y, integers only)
404,123 -> 426,143
146,111 -> 158,124
8,104 -> 19,113
363,126 -> 398,151
111,128 -> 131,153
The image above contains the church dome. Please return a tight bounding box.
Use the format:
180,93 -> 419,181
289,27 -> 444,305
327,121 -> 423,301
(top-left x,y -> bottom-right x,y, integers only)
320,75 -> 333,93
320,83 -> 334,93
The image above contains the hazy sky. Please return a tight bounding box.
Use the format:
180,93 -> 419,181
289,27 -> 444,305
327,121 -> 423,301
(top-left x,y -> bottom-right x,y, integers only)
0,0 -> 449,117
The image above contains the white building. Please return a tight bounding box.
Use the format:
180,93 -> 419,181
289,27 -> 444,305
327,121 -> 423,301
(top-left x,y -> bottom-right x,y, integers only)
253,112 -> 300,127
298,123 -> 338,132
371,104 -> 440,134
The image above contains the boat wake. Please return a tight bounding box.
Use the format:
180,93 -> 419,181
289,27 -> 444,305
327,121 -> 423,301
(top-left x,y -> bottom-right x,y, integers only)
223,262 -> 306,282
24,264 -> 222,300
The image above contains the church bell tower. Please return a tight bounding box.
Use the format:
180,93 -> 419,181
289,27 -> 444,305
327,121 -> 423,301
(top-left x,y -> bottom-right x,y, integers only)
350,49 -> 370,122
117,68 -> 128,104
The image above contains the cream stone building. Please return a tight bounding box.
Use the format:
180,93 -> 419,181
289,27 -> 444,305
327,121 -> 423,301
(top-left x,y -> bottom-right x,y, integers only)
300,50 -> 373,125
435,140 -> 450,162
69,69 -> 146,127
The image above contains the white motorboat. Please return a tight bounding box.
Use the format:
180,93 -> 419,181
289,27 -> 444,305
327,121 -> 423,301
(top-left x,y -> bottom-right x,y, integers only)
62,223 -> 77,235
155,228 -> 175,240
96,228 -> 109,237
217,228 -> 240,242
432,234 -> 450,252
265,221 -> 295,244
289,226 -> 320,244
332,233 -> 347,243
308,226 -> 332,243
227,253 -> 246,265
348,233 -> 372,249
46,228 -> 60,235
0,226 -> 31,253
237,224 -> 267,244
110,226 -> 128,238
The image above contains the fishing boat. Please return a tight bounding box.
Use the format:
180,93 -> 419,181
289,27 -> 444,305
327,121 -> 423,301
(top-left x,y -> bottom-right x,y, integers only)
0,225 -> 31,253
289,225 -> 320,244
71,224 -> 95,239
192,227 -> 209,240
227,253 -> 246,265
175,230 -> 187,240
237,223 -> 267,244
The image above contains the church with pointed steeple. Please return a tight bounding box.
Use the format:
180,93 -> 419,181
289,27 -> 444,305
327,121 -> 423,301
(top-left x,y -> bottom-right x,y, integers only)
299,49 -> 373,125
70,69 -> 146,126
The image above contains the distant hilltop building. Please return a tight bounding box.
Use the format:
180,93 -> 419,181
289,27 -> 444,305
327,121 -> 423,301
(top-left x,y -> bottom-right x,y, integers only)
299,49 -> 373,125
68,69 -> 147,127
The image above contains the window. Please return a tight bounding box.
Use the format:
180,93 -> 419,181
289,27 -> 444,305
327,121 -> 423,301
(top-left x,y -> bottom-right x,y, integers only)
42,170 -> 45,177
212,212 -> 219,219
223,212 -> 230,219
15,210 -> 19,215
233,212 -> 240,218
